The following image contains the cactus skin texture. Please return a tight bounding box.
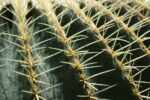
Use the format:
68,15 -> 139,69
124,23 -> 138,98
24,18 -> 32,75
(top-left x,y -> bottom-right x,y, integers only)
0,0 -> 150,100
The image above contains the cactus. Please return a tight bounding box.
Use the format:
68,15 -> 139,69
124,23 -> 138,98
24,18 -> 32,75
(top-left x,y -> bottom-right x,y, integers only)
0,0 -> 150,100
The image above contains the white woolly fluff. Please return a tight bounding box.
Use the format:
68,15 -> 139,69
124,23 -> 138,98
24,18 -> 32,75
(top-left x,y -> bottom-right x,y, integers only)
31,0 -> 68,9
0,0 -> 150,10
0,0 -> 10,11
31,0 -> 51,9
31,0 -> 40,9
144,0 -> 150,3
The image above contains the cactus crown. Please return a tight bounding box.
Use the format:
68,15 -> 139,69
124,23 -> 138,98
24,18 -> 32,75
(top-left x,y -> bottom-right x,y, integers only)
0,0 -> 150,100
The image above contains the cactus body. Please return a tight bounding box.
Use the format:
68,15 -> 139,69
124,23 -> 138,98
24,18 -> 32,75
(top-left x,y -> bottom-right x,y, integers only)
0,0 -> 150,100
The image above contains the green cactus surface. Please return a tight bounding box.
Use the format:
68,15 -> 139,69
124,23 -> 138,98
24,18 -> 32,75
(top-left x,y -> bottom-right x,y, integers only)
0,0 -> 150,100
